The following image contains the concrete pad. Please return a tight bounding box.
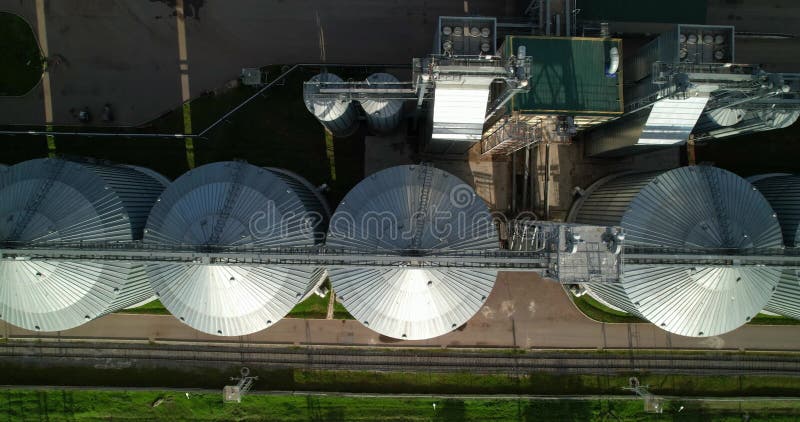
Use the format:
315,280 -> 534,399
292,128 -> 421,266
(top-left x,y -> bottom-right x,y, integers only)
0,0 -> 181,126
5,272 -> 800,351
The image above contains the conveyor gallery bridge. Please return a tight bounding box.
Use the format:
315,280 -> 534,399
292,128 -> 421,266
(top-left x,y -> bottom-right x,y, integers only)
2,223 -> 799,285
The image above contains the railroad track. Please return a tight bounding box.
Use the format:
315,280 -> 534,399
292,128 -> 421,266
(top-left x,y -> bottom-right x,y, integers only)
2,341 -> 800,376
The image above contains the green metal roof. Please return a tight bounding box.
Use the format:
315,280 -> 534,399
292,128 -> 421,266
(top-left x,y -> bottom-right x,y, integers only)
505,36 -> 624,116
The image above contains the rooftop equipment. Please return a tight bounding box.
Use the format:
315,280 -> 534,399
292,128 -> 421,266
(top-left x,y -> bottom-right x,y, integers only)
0,158 -> 167,331
303,72 -> 359,137
326,164 -> 498,340
569,166 -> 784,337
750,174 -> 800,320
436,16 -> 497,56
360,73 -> 404,134
143,161 -> 328,336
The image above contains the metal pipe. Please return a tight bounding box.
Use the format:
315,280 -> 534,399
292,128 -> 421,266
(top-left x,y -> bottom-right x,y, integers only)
544,143 -> 551,220
511,150 -> 517,214
555,14 -> 561,37
522,146 -> 530,210
565,0 -> 571,37
545,0 -> 551,35
529,143 -> 536,211
539,0 -> 544,35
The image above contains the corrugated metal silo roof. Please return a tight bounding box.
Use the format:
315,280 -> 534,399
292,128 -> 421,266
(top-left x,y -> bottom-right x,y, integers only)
143,162 -> 326,336
572,166 -> 783,337
0,158 -> 166,331
361,73 -> 404,133
327,165 -> 498,340
750,174 -> 800,320
303,73 -> 358,137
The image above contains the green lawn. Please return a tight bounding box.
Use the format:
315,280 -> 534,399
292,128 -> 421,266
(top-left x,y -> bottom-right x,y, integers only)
5,354 -> 800,398
3,65 -> 368,202
572,293 -> 800,326
141,65 -> 368,202
288,279 -> 354,320
120,299 -> 171,315
0,13 -> 43,96
0,389 -> 798,421
571,294 -> 645,324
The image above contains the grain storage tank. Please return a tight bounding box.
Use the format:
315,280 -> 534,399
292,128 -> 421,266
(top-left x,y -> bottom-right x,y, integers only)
303,72 -> 359,137
326,165 -> 498,340
694,105 -> 746,133
0,158 -> 167,331
698,110 -> 800,139
750,173 -> 800,320
360,73 -> 404,134
568,166 -> 783,337
143,161 -> 329,336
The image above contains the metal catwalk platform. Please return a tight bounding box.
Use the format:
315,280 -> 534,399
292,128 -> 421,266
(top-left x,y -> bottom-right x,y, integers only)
3,221 -> 799,285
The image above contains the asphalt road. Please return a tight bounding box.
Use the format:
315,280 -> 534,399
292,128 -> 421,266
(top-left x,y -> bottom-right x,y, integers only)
0,0 -> 521,126
3,273 -> 800,351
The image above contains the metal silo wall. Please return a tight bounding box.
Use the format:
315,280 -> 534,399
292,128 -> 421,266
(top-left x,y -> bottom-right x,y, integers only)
572,172 -> 659,228
753,175 -> 800,247
699,111 -> 800,140
304,73 -> 359,138
569,168 -> 641,316
74,160 -> 169,239
752,174 -> 800,320
326,165 -> 499,340
0,158 -> 166,331
693,107 -> 745,133
142,162 -> 323,336
361,73 -> 404,134
264,167 -> 330,240
570,166 -> 784,337
763,270 -> 800,320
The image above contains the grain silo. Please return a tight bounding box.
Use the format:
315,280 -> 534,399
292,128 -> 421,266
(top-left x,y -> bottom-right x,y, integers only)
693,106 -> 746,133
750,173 -> 800,320
326,165 -> 498,340
698,110 -> 800,139
143,161 -> 328,336
0,158 -> 167,331
303,72 -> 359,137
568,166 -> 784,337
360,73 -> 404,134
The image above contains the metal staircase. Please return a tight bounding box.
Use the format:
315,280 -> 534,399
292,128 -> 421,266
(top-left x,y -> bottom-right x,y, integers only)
699,166 -> 734,247
207,161 -> 246,246
409,164 -> 434,250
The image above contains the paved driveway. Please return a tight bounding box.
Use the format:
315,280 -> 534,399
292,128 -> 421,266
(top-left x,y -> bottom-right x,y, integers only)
5,272 -> 800,351
0,0 -> 519,126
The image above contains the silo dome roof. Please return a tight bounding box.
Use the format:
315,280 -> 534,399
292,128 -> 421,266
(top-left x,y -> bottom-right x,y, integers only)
0,158 -> 166,331
327,165 -> 498,340
573,166 -> 783,337
143,161 -> 326,336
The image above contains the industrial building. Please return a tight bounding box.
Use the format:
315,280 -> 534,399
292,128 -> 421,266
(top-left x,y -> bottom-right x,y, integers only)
142,161 -> 329,336
1,4 -> 800,345
0,158 -> 167,331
